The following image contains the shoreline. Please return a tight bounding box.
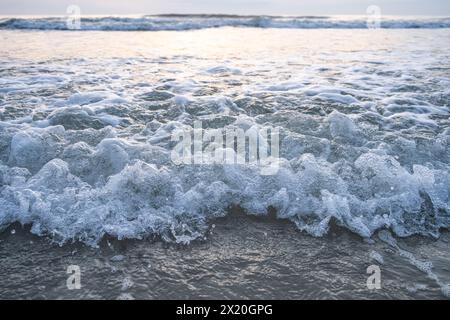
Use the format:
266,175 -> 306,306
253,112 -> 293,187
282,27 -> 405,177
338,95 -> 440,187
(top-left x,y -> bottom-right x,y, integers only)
1,213 -> 449,299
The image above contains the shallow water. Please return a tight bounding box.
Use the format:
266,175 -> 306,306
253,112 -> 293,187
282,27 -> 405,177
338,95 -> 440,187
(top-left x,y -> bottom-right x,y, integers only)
1,214 -> 449,299
1,28 -> 449,244
0,26 -> 449,298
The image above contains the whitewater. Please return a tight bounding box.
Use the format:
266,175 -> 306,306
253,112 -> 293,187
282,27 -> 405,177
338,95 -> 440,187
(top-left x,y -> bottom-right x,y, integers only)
0,20 -> 449,250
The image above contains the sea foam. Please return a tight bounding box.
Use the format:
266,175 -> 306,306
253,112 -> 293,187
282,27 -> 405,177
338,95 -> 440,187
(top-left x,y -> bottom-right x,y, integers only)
0,28 -> 449,246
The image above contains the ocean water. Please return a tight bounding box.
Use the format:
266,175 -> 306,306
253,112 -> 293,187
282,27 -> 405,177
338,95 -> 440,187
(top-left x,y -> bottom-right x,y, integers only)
1,216 -> 450,299
0,16 -> 449,298
1,15 -> 450,30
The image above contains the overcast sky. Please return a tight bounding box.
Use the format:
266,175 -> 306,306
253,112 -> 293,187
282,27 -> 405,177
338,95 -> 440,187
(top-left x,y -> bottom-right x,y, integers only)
0,0 -> 449,16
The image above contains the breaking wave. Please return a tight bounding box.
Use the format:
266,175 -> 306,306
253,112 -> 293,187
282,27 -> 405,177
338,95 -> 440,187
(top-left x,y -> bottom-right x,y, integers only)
0,28 -> 449,247
1,15 -> 450,31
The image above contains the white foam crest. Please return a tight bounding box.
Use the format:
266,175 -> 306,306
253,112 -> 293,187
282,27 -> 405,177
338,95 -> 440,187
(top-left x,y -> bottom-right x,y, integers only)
1,15 -> 450,30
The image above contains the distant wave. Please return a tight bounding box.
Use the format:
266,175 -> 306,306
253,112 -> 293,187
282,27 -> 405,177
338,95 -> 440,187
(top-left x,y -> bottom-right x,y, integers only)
1,15 -> 450,30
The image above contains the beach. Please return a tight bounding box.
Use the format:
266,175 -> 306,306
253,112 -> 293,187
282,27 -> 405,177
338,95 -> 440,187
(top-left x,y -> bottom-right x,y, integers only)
0,17 -> 449,299
1,213 -> 450,299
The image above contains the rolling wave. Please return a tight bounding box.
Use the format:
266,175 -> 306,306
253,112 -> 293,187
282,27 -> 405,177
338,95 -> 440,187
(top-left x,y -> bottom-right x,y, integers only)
1,15 -> 450,31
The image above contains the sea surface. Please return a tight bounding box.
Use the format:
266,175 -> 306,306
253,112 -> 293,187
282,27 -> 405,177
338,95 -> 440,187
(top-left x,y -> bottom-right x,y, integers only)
0,15 -> 449,299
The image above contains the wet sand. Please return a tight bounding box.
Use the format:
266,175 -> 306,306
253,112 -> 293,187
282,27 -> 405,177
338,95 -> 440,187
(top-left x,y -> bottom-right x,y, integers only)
1,212 -> 449,299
